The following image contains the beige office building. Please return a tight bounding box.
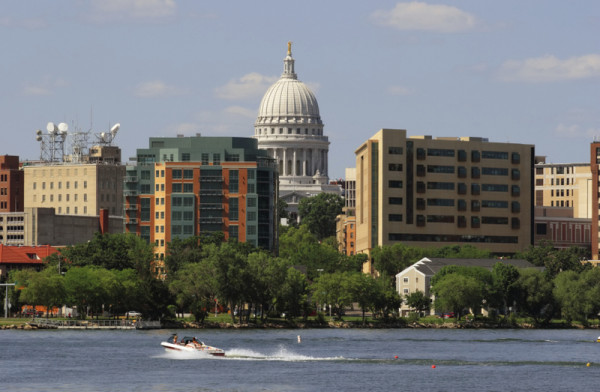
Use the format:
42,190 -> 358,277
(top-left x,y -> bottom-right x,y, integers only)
23,163 -> 125,217
534,159 -> 592,219
355,129 -> 534,273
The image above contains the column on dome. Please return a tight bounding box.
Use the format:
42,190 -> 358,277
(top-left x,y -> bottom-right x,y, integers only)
293,149 -> 297,176
302,149 -> 306,176
282,149 -> 287,176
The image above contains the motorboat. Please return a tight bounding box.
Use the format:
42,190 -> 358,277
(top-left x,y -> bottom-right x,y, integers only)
161,334 -> 225,356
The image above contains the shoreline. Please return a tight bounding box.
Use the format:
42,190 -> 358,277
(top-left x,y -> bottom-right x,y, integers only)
3,318 -> 599,330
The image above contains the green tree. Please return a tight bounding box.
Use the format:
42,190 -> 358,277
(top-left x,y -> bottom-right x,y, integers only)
168,260 -> 218,323
311,272 -> 353,319
349,272 -> 380,324
371,243 -> 424,279
432,273 -> 485,320
404,290 -> 430,315
63,266 -> 113,319
514,268 -> 555,325
246,252 -> 290,320
492,263 -> 521,315
553,268 -> 600,324
18,268 -> 65,318
278,267 -> 309,319
298,193 -> 344,240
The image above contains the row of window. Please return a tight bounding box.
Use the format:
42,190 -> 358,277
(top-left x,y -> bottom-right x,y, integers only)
391,197 -> 521,212
35,193 -> 91,203
33,181 -> 88,190
416,149 -> 520,163
389,233 -> 519,243
257,127 -> 322,136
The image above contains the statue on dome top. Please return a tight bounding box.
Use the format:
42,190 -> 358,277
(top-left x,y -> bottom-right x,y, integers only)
287,41 -> 292,55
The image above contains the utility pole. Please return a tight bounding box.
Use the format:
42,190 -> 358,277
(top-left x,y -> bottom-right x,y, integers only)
1,283 -> 16,318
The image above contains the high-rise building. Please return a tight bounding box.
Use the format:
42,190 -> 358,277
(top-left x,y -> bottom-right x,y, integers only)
254,43 -> 340,221
0,156 -> 24,212
124,135 -> 278,277
355,129 -> 534,273
589,142 -> 600,260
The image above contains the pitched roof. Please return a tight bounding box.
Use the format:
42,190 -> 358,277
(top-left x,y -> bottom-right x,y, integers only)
0,245 -> 59,265
405,257 -> 536,277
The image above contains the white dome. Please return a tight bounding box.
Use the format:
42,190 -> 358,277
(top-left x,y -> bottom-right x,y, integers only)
256,78 -> 321,122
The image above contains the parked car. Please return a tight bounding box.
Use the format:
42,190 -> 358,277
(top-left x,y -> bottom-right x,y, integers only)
125,311 -> 142,318
442,312 -> 455,319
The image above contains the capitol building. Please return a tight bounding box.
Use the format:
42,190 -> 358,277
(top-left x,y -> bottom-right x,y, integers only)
253,43 -> 341,221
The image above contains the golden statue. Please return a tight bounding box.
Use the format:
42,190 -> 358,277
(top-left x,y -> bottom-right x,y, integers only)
287,41 -> 292,55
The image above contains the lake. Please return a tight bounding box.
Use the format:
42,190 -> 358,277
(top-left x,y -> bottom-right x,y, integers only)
1,327 -> 599,391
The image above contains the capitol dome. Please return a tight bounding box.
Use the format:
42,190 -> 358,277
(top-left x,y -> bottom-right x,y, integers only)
253,43 -> 337,221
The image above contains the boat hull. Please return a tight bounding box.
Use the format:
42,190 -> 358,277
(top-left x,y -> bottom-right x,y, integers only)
161,341 -> 225,356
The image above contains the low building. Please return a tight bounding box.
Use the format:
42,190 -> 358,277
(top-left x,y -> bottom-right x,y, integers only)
0,244 -> 59,279
395,257 -> 534,316
0,208 -> 123,246
534,206 -> 591,250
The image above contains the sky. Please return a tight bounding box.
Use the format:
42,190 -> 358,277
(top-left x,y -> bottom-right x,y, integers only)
1,1 -> 599,179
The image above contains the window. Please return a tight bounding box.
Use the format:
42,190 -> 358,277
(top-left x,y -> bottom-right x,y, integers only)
184,169 -> 193,179
172,184 -> 182,193
182,153 -> 190,162
427,165 -> 454,174
172,170 -> 182,179
482,168 -> 508,176
389,147 -> 403,155
389,180 -> 403,188
471,167 -> 480,178
427,148 -> 455,157
389,197 -> 403,205
183,183 -> 194,193
388,163 -> 403,171
213,154 -> 221,165
482,151 -> 508,160
471,150 -> 480,162
427,182 -> 454,190
229,198 -> 239,220
458,150 -> 467,162
229,170 -> 239,193
403,277 -> 409,283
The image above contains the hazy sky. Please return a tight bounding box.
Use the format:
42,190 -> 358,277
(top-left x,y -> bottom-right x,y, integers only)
1,1 -> 598,178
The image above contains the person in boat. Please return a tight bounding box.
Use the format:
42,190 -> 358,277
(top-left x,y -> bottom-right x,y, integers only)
172,334 -> 178,344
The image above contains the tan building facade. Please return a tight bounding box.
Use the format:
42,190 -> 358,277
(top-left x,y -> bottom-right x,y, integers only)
23,163 -> 125,217
534,159 -> 591,219
355,129 -> 534,272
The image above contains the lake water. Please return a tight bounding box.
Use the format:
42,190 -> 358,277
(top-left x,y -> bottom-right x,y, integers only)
1,327 -> 599,391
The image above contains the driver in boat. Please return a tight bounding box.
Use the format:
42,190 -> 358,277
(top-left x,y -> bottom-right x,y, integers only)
192,337 -> 202,348
172,334 -> 178,344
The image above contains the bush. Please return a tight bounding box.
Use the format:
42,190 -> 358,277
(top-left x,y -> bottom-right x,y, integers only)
407,312 -> 420,323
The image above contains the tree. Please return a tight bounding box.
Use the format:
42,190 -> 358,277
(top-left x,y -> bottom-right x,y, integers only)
348,272 -> 380,324
404,290 -> 430,315
168,260 -> 218,323
371,243 -> 425,279
298,193 -> 344,240
311,272 -> 354,319
432,273 -> 485,320
18,268 -> 65,317
553,268 -> 600,325
492,263 -> 521,315
514,268 -> 555,325
278,268 -> 309,319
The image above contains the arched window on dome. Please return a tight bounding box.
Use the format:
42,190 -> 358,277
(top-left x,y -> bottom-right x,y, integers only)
279,128 -> 283,134
296,128 -> 300,134
305,128 -> 308,134
288,128 -> 292,134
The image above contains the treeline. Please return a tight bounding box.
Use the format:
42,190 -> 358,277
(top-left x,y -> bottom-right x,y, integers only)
4,226 -> 597,326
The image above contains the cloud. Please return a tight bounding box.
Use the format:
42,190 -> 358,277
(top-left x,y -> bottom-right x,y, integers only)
133,80 -> 187,98
387,85 -> 414,95
88,0 -> 176,22
370,2 -> 477,33
21,77 -> 68,96
499,54 -> 600,82
0,17 -> 47,29
215,72 -> 278,100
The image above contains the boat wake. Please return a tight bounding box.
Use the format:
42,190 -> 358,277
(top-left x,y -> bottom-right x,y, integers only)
224,346 -> 344,362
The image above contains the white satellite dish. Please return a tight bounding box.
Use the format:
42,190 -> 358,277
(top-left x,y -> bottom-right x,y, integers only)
58,122 -> 68,132
110,123 -> 120,137
100,132 -> 107,141
47,122 -> 57,133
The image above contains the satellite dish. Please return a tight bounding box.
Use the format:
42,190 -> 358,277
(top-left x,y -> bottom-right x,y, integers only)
36,129 -> 42,136
36,135 -> 42,141
110,123 -> 120,138
100,132 -> 107,141
58,122 -> 68,132
46,122 -> 57,133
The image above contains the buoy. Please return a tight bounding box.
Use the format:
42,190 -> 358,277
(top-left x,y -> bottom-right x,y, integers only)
587,362 -> 591,367
297,335 -> 301,343
394,355 -> 398,359
431,365 -> 436,369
